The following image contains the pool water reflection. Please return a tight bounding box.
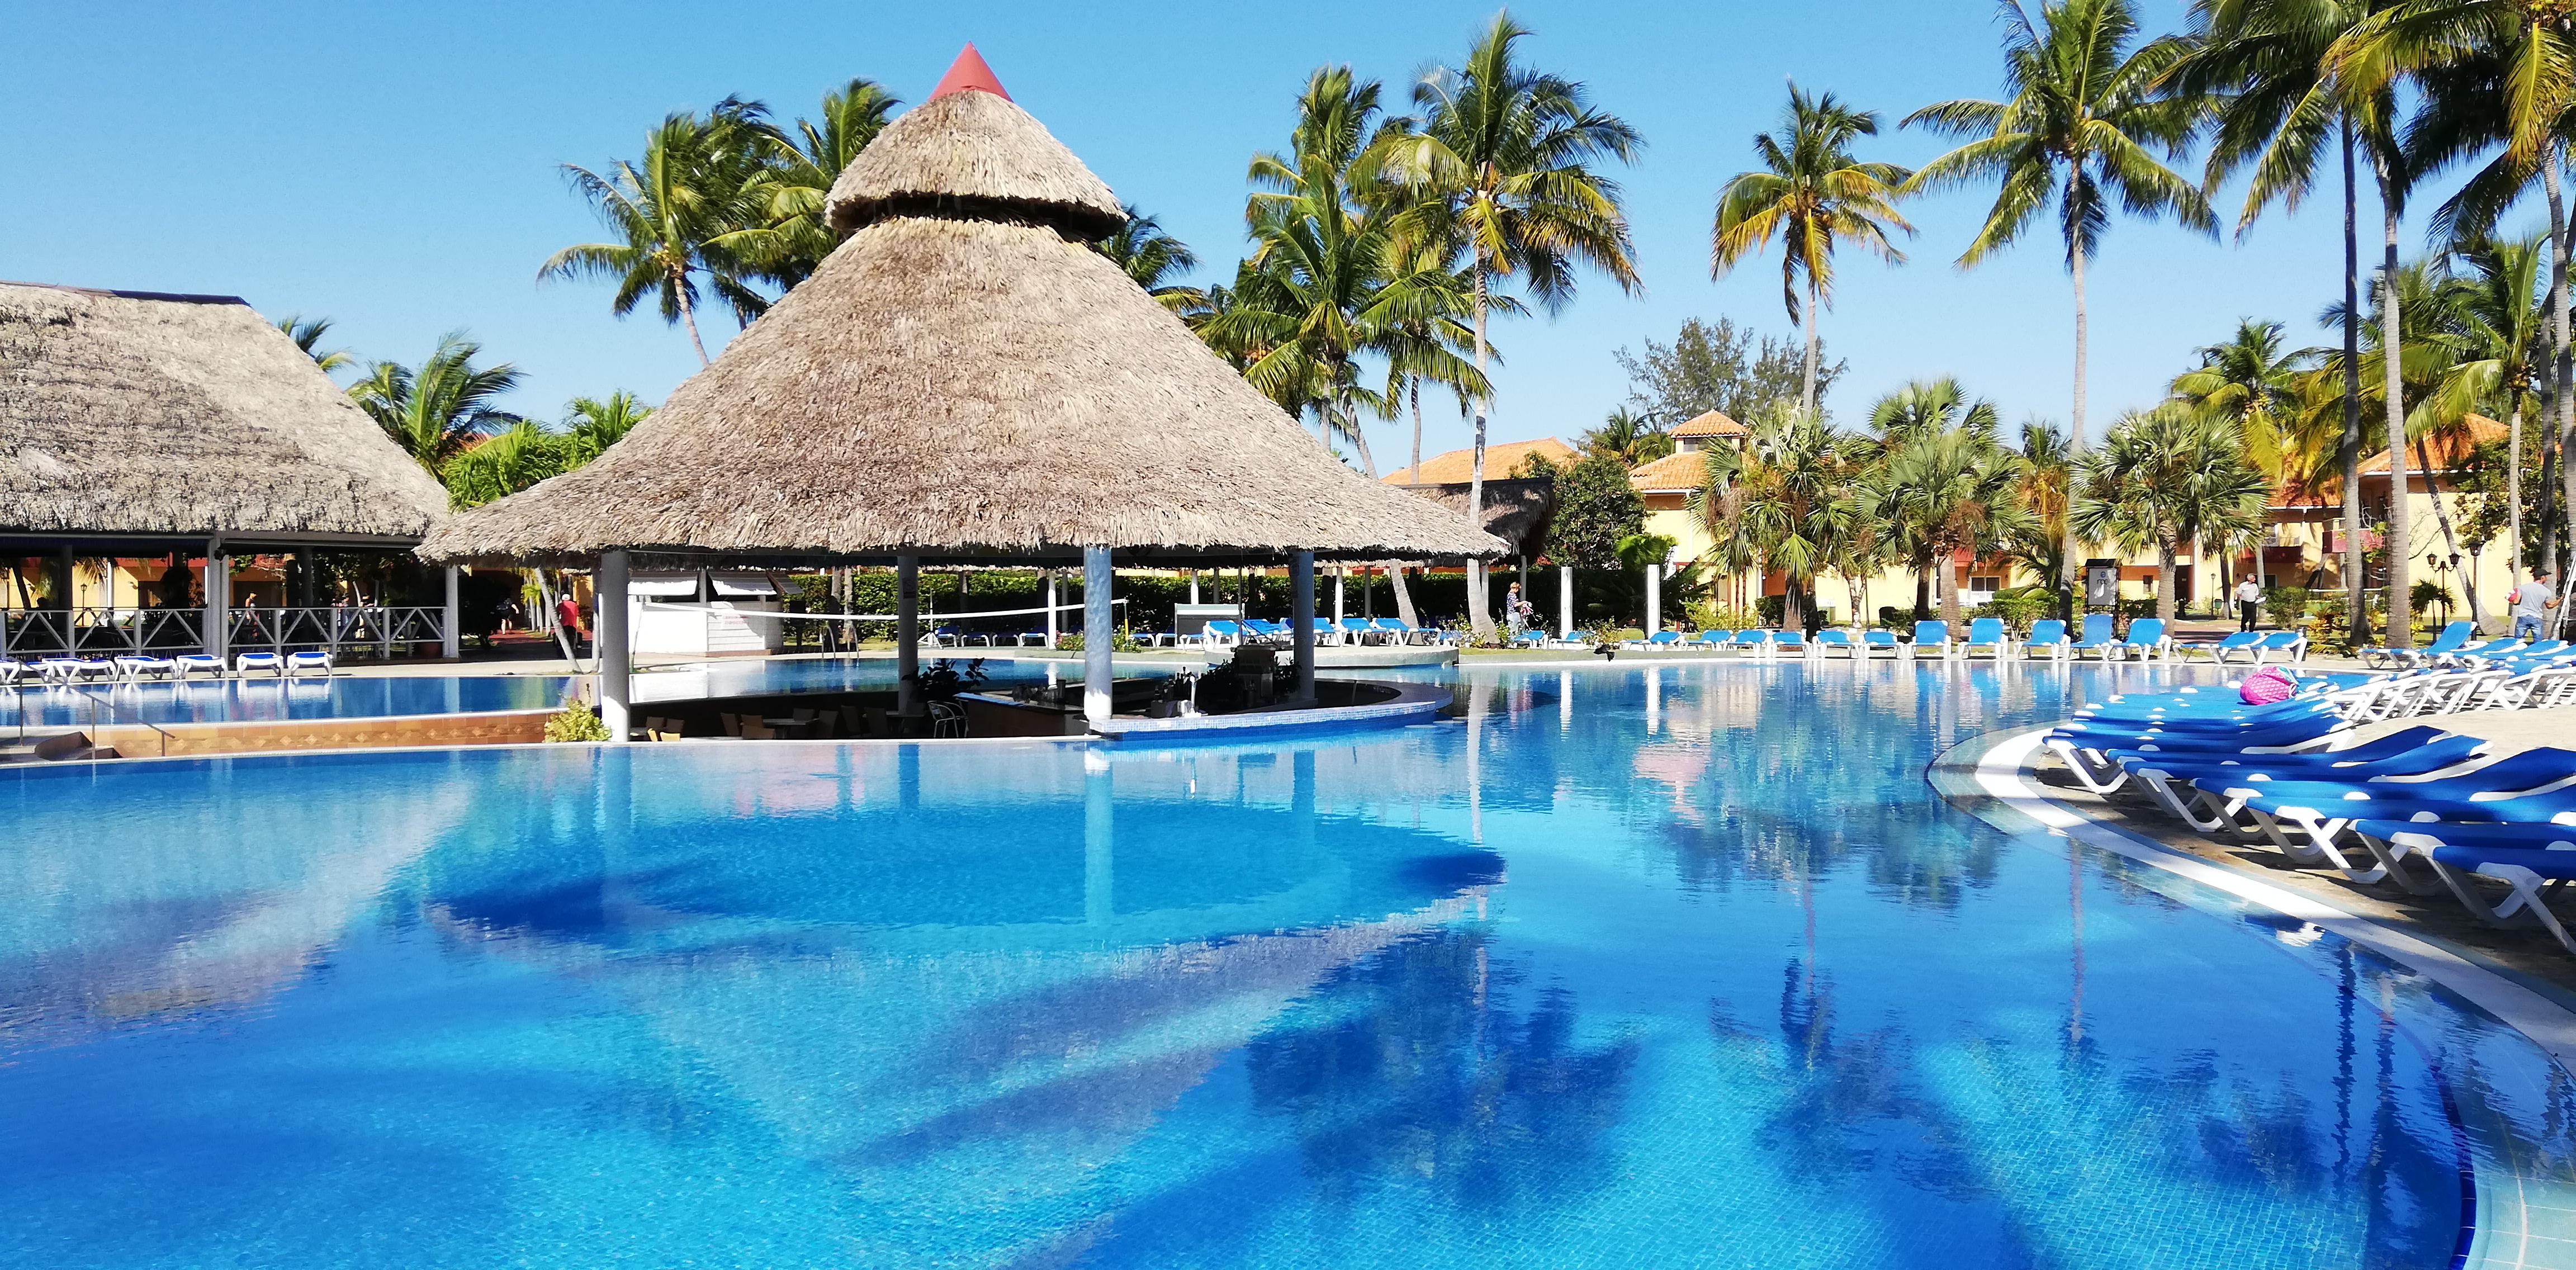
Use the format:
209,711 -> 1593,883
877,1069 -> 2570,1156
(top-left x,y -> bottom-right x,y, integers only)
0,660 -> 2560,1268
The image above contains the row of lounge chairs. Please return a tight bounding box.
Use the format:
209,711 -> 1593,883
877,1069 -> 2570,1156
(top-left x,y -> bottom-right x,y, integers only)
1505,615 -> 2300,664
2357,620 -> 2554,670
0,651 -> 334,687
2043,647 -> 2576,953
929,617 -> 1458,650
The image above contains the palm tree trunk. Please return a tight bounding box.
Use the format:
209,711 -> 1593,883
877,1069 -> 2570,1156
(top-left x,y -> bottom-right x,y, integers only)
675,267 -> 712,367
1465,270 -> 1494,638
1939,548 -> 1962,630
2341,117 -> 2370,646
1393,377 -> 1423,627
2064,239 -> 2087,622
2157,542 -> 2177,623
2414,434 -> 2490,632
1335,389 -> 1419,628
1914,561 -> 1931,622
1800,277 -> 1820,416
2377,157 -> 2412,647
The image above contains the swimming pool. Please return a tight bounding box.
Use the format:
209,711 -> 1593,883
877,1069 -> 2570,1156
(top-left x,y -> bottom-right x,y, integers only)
0,655 -> 1139,728
2,661 -> 2564,1268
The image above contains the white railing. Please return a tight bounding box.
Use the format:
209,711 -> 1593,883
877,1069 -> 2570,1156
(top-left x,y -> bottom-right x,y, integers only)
1,605 -> 449,659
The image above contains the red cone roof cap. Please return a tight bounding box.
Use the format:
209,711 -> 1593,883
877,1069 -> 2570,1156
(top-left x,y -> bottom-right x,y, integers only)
929,44 -> 1011,102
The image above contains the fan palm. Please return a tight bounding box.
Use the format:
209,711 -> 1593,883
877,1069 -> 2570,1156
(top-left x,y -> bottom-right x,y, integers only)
1712,83 -> 1914,414
1866,378 -> 2001,616
2070,405 -> 2271,621
1699,408 -> 1853,631
274,315 -> 353,374
1098,206 -> 1206,313
1906,0 -> 2215,615
349,332 -> 524,473
1380,11 -> 1642,636
1883,427 -> 2035,628
542,99 -> 776,366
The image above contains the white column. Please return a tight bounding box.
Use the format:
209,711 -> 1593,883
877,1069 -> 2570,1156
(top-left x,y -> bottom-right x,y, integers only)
1333,568 -> 1346,627
1188,570 -> 1200,605
1044,571 -> 1059,649
1645,562 -> 1662,636
596,549 -> 631,742
1559,565 -> 1574,640
441,566 -> 461,659
205,542 -> 230,661
1291,551 -> 1317,703
896,555 -> 921,719
1083,545 -> 1114,727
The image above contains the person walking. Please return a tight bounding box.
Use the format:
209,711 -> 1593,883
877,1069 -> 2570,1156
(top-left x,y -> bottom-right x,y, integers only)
1504,581 -> 1525,637
555,592 -> 590,653
2234,576 -> 2263,633
2510,570 -> 2559,642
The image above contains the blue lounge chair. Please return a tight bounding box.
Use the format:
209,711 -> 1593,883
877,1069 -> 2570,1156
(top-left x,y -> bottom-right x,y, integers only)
2176,631 -> 2262,663
2114,617 -> 2170,661
2023,619 -> 2070,661
1863,629 -> 1902,658
1731,630 -> 1770,657
1202,620 -> 1243,646
2440,637 -> 2524,667
112,655 -> 176,681
174,653 -> 225,679
286,650 -> 334,675
1564,629 -> 1597,648
2361,620 -> 2475,669
2207,746 -> 2576,869
1633,629 -> 1683,649
1337,617 -> 1376,644
1813,628 -> 1860,658
1911,620 -> 1952,658
1697,629 -> 1734,650
234,651 -> 284,676
1370,617 -> 1422,645
2069,614 -> 2119,660
2244,631 -> 2307,665
1772,629 -> 1808,656
1963,617 -> 2014,659
2118,726 -> 2484,830
2353,821 -> 2576,953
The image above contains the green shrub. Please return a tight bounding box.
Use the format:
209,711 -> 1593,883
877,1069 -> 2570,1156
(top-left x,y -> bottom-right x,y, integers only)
2261,585 -> 2308,629
543,701 -> 611,743
1755,595 -> 1784,627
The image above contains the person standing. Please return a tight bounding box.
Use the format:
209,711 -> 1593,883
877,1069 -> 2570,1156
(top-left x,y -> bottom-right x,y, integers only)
1503,581 -> 1524,637
555,592 -> 589,652
2510,569 -> 2559,642
2234,576 -> 2263,633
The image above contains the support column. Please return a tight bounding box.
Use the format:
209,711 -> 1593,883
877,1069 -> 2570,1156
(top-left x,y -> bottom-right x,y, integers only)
596,549 -> 631,742
1188,570 -> 1200,605
1645,562 -> 1662,636
1291,551 -> 1317,703
1044,571 -> 1059,649
442,566 -> 461,659
896,555 -> 921,719
1333,568 -> 1345,628
204,539 -> 229,661
58,546 -> 78,656
1082,545 -> 1113,727
1559,565 -> 1574,640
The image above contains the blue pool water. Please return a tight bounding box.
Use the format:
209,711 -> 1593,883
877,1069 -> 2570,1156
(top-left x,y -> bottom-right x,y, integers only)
0,655 -> 1125,728
2,661 -> 2565,1268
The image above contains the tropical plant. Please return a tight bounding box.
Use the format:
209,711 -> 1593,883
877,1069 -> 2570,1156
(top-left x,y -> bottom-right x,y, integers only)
722,78 -> 899,289
1579,405 -> 1673,466
2009,418 -> 2075,603
1711,83 -> 1913,414
1099,206 -> 1206,313
349,332 -> 524,472
542,98 -> 778,365
1906,0 -> 2216,605
563,390 -> 653,462
2427,232 -> 2550,586
1547,451 -> 1647,570
441,392 -> 654,509
1881,425 -> 2034,627
274,315 -> 353,374
1694,407 -> 1854,630
1863,378 -> 2001,618
2068,405 -> 2271,621
1381,11 -> 1642,636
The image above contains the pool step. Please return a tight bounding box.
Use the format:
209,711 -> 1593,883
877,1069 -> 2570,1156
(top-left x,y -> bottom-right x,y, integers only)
0,730 -> 119,764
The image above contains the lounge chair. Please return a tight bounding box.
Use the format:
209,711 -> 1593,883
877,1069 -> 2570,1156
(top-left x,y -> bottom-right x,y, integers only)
1564,629 -> 1597,648
1371,617 -> 1423,645
2207,746 -> 2576,872
1731,630 -> 1770,657
2354,821 -> 2576,953
2440,637 -> 2525,667
1633,629 -> 1684,650
1863,629 -> 1902,658
174,653 -> 225,679
34,657 -> 108,684
112,655 -> 176,681
2118,726 -> 2485,831
1696,629 -> 1734,651
2244,631 -> 2308,665
2360,620 -> 2474,669
1338,617 -> 1377,645
1911,620 -> 1952,658
0,658 -> 20,687
1772,629 -> 1808,657
234,651 -> 284,676
2112,617 -> 2170,661
2068,614 -> 2119,660
286,650 -> 334,676
1813,628 -> 1860,658
1963,618 -> 2014,660
2176,631 -> 2262,663
2022,619 -> 2070,661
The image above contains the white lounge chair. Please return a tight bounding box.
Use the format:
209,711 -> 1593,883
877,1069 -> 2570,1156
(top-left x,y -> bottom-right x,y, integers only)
174,653 -> 225,679
285,650 -> 334,676
234,651 -> 285,676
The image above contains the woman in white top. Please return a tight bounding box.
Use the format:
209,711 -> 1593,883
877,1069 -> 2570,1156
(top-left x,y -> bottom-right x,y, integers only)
2234,577 -> 2263,632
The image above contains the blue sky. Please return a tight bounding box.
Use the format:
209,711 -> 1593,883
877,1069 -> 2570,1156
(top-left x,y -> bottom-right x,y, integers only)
1,1 -> 2501,461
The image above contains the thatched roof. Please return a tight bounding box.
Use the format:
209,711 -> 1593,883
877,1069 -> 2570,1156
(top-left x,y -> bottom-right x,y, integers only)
825,49 -> 1125,240
424,51 -> 1505,569
0,281 -> 449,542
1399,477 -> 1554,557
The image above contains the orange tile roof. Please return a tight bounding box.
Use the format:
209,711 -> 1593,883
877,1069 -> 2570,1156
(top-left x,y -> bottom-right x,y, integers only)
1629,449 -> 1706,492
1671,409 -> 1745,438
1384,437 -> 1575,485
2276,413 -> 2510,504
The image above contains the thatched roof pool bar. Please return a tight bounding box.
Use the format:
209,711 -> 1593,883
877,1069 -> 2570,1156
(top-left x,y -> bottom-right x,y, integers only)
1,281 -> 459,661
423,45 -> 1505,738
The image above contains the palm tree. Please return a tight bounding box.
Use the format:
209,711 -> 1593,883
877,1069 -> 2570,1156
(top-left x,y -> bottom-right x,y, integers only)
1381,11 -> 1642,637
2432,233 -> 2549,576
1867,378 -> 2001,616
1098,206 -> 1207,313
1579,405 -> 1673,466
2168,318 -> 2322,591
2011,418 -> 2076,598
349,332 -> 524,472
2174,0 -> 2386,643
542,99 -> 776,366
564,391 -> 653,462
720,78 -> 899,290
2070,405 -> 2271,621
1906,0 -> 2216,618
1711,83 -> 1914,414
274,315 -> 353,373
442,391 -> 652,509
1883,427 -> 2035,628
1699,407 -> 1853,631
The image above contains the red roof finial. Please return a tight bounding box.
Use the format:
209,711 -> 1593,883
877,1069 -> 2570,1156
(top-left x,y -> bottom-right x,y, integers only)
929,44 -> 1011,102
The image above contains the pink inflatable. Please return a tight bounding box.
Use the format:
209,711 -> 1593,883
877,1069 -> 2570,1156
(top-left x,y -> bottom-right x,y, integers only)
2239,666 -> 2297,705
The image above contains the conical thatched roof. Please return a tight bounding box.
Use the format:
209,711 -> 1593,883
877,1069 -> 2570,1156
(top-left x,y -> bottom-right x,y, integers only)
422,51 -> 1505,568
0,281 -> 449,542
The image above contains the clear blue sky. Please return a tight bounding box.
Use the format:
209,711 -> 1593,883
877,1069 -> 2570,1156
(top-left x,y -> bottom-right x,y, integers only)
1,1 -> 2504,461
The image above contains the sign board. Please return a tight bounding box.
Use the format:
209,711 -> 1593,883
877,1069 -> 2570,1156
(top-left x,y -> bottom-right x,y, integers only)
1172,603 -> 1243,637
2084,559 -> 2120,610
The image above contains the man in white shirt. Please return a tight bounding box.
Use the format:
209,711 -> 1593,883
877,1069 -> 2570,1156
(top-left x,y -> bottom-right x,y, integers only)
2512,570 -> 2559,641
2234,576 -> 2263,633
